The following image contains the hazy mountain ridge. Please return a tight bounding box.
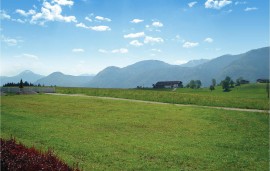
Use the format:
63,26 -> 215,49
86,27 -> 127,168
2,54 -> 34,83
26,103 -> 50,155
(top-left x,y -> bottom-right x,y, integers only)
1,47 -> 269,88
34,72 -> 94,87
88,47 -> 269,88
0,70 -> 44,86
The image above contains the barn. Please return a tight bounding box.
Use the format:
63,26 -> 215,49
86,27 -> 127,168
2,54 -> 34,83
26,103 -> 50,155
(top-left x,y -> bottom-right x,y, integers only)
153,81 -> 183,88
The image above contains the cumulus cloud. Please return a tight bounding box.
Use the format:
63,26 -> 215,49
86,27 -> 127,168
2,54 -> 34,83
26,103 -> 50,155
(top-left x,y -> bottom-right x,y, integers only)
144,36 -> 164,44
16,9 -> 36,17
0,10 -> 11,20
183,41 -> 199,48
235,1 -> 247,5
244,7 -> 258,11
129,40 -> 143,47
99,48 -> 128,54
130,19 -> 144,23
204,37 -> 214,43
152,21 -> 163,27
112,48 -> 128,54
72,48 -> 84,52
76,22 -> 88,28
95,16 -> 111,22
76,22 -> 111,31
85,16 -> 92,22
53,0 -> 74,6
30,1 -> 77,25
124,32 -> 145,39
188,1 -> 197,8
1,35 -> 23,46
90,25 -> 111,31
205,0 -> 232,9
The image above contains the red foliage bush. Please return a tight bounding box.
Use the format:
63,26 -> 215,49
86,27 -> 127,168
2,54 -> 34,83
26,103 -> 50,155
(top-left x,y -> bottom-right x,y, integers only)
0,138 -> 80,171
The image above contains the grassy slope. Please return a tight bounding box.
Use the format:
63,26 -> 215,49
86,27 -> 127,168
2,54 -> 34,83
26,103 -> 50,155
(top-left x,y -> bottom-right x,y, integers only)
56,83 -> 269,110
1,94 -> 268,170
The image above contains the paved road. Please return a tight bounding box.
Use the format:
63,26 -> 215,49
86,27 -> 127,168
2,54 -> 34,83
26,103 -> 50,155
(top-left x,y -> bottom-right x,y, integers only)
46,93 -> 269,113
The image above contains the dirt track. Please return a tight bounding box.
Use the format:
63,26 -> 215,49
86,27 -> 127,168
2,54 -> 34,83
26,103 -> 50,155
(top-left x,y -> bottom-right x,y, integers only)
46,93 -> 269,113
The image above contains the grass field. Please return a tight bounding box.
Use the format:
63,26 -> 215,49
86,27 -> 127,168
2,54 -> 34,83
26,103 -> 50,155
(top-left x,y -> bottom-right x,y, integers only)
56,83 -> 269,110
1,94 -> 269,170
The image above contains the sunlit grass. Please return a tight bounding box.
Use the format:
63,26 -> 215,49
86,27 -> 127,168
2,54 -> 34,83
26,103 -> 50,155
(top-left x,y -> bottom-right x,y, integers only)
56,83 -> 269,110
1,94 -> 269,170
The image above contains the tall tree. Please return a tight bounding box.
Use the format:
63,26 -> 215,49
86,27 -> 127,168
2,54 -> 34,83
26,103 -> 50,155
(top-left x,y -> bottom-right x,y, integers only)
19,79 -> 24,89
221,76 -> 231,92
195,80 -> 202,89
212,79 -> 216,87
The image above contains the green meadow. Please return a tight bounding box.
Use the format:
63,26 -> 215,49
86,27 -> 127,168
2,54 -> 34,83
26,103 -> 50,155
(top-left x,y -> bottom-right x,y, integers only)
1,94 -> 269,170
56,83 -> 269,110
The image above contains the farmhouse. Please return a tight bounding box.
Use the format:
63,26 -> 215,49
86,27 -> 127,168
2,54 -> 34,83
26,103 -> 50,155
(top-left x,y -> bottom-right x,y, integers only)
153,81 -> 182,88
257,79 -> 270,83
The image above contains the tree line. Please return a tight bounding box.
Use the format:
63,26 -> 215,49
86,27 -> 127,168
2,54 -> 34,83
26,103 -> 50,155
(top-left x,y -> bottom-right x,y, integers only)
3,79 -> 45,88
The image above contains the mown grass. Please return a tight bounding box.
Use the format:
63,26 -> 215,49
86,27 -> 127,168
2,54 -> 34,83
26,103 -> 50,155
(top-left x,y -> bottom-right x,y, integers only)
56,83 -> 269,110
1,94 -> 269,170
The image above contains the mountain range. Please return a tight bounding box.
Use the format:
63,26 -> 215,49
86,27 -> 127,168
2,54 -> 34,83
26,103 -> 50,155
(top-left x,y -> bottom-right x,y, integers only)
1,47 -> 269,88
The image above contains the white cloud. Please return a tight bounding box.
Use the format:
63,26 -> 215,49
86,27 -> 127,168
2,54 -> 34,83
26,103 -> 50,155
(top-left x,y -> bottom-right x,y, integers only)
16,9 -> 36,17
1,35 -> 23,46
72,48 -> 84,52
129,40 -> 143,47
30,1 -> 77,25
244,7 -> 258,11
53,0 -> 74,6
76,23 -> 111,31
21,53 -> 39,60
112,48 -> 128,54
204,37 -> 214,43
98,49 -> 108,53
151,49 -> 162,52
144,36 -> 164,44
76,22 -> 88,28
235,1 -> 247,5
152,21 -> 163,27
130,19 -> 144,23
183,41 -> 199,48
99,48 -> 128,54
188,1 -> 198,8
124,32 -> 145,39
95,16 -> 111,22
90,25 -> 111,31
85,16 -> 92,22
205,0 -> 232,9
0,10 -> 11,20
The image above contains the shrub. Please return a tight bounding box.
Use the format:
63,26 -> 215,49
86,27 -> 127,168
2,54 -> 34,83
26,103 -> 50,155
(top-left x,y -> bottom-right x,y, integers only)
1,138 -> 80,171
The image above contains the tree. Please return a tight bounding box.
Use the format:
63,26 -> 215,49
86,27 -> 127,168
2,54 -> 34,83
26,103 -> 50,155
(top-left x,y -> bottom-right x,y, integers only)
212,79 -> 216,87
236,77 -> 243,86
19,79 -> 24,89
195,80 -> 202,89
229,80 -> 235,88
221,76 -> 231,92
209,85 -> 215,91
189,80 -> 196,89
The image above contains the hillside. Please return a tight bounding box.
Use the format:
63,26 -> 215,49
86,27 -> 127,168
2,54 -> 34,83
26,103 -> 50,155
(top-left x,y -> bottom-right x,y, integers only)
35,72 -> 94,87
88,47 -> 269,88
0,70 -> 44,86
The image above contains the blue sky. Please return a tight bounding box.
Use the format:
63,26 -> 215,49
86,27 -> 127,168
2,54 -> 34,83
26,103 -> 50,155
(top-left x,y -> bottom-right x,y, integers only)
0,0 -> 269,76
